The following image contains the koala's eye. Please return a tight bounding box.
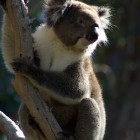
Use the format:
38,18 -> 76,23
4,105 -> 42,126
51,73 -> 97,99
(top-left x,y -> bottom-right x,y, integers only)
77,19 -> 85,26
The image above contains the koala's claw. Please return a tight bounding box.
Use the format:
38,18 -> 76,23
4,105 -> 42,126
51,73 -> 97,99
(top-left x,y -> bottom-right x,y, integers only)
11,58 -> 30,73
11,59 -> 24,72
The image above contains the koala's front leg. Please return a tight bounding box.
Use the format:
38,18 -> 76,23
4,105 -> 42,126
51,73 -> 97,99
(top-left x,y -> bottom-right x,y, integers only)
75,98 -> 101,140
11,58 -> 88,104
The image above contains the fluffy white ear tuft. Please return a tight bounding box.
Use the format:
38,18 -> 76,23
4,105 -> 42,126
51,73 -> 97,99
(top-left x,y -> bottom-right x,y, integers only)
97,6 -> 111,29
44,0 -> 73,27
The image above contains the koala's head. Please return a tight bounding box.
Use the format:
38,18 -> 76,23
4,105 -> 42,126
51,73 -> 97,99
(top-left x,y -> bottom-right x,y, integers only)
44,0 -> 111,52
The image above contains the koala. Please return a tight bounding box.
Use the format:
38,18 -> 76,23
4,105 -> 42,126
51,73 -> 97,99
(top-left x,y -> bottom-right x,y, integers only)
0,0 -> 111,139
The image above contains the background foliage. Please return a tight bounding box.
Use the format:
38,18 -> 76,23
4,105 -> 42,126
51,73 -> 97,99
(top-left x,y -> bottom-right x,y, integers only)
0,0 -> 140,139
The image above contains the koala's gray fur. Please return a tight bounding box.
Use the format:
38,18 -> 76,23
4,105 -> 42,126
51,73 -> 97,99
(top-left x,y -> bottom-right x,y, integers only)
0,0 -> 111,139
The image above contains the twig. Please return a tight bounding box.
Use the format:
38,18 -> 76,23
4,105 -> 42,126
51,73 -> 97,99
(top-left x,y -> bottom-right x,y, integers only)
0,111 -> 25,140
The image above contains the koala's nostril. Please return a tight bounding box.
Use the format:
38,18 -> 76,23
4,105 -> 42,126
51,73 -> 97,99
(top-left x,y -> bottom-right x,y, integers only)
92,27 -> 99,40
86,26 -> 99,41
93,23 -> 99,28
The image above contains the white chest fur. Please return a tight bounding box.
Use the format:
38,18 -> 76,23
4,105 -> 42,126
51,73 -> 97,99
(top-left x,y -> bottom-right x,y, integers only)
32,24 -> 82,72
36,45 -> 82,71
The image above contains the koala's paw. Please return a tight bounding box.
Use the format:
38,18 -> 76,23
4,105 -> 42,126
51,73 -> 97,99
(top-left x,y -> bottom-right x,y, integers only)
11,58 -> 31,73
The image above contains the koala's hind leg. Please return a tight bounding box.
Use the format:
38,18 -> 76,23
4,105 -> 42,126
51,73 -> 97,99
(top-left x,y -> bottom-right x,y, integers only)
75,98 -> 101,140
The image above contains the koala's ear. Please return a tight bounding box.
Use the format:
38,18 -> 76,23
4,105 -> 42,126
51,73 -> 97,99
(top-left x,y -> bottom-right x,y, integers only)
44,0 -> 72,27
97,6 -> 111,29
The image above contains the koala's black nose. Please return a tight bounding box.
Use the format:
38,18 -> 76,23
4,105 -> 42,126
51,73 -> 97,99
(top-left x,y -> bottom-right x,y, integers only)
86,24 -> 99,42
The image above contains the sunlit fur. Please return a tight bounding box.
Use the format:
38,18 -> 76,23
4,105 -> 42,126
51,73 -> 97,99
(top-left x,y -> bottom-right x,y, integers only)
1,0 -> 111,139
33,24 -> 83,72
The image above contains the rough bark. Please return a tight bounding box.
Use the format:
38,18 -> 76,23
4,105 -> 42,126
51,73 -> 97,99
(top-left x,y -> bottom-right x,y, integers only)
0,0 -> 63,139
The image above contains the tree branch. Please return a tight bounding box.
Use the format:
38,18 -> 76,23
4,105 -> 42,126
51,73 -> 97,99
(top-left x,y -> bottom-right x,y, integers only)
0,111 -> 25,140
13,75 -> 63,140
1,0 -> 63,139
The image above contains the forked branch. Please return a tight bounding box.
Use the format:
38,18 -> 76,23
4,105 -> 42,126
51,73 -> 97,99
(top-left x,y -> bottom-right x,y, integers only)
0,0 -> 63,139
